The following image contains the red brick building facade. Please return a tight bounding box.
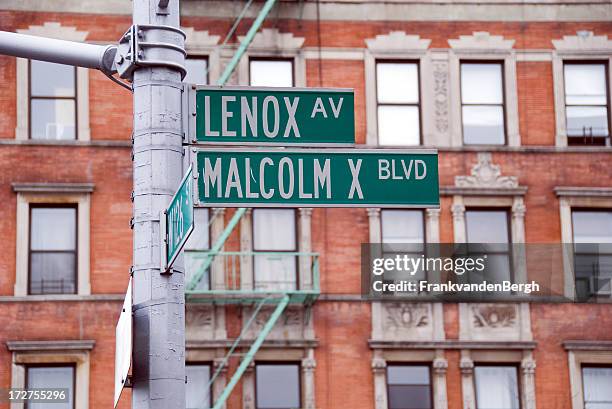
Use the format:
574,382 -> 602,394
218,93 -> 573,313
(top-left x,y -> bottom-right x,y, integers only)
0,1 -> 611,409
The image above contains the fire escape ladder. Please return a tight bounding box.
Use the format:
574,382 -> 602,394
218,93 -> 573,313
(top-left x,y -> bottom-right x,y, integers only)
212,294 -> 291,409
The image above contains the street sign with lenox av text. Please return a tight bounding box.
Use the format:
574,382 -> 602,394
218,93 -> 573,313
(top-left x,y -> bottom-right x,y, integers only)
194,148 -> 439,207
162,166 -> 194,270
194,86 -> 355,146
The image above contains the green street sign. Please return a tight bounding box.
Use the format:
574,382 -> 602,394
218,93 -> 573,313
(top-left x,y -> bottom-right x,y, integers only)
195,86 -> 355,146
194,148 -> 439,207
164,167 -> 194,269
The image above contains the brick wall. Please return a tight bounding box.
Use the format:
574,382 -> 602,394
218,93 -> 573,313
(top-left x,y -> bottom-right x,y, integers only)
0,5 -> 610,409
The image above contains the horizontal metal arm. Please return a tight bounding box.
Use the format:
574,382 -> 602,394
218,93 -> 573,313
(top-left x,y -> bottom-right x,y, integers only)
0,31 -> 117,74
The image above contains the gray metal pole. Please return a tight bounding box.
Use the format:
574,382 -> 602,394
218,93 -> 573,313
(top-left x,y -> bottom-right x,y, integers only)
0,31 -> 116,74
130,0 -> 186,408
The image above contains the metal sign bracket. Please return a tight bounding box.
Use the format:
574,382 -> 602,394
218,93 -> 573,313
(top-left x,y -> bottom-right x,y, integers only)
115,24 -> 187,81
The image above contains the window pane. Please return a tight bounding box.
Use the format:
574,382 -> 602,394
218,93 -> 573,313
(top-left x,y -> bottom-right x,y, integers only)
388,366 -> 430,385
27,366 -> 74,409
461,63 -> 503,104
462,105 -> 505,145
566,106 -> 609,137
382,210 -> 424,244
184,58 -> 208,85
378,105 -> 420,146
256,364 -> 300,409
31,60 -> 75,97
565,64 -> 608,105
31,207 -> 76,251
254,254 -> 297,291
584,367 -> 612,407
388,385 -> 431,409
186,365 -> 211,409
572,212 -> 612,243
30,252 -> 76,294
377,63 -> 419,104
250,60 -> 293,87
466,210 -> 509,243
31,99 -> 76,140
253,209 -> 296,250
474,366 -> 519,409
387,366 -> 432,409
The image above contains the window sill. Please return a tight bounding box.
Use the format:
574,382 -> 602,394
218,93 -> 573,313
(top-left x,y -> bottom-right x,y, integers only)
1,294 -> 124,302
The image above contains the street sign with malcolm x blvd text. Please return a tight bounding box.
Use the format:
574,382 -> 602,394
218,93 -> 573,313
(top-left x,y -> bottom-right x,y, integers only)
162,166 -> 194,270
194,148 -> 439,208
194,86 -> 355,146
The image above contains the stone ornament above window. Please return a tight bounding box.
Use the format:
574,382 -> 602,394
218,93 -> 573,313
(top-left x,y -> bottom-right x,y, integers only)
455,152 -> 518,188
365,31 -> 430,51
17,21 -> 88,41
238,28 -> 304,50
182,27 -> 220,49
448,31 -> 514,51
552,31 -> 612,52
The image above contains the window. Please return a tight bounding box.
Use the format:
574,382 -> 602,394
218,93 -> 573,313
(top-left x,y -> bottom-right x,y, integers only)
29,60 -> 76,140
582,366 -> 612,409
474,366 -> 520,409
387,365 -> 432,409
250,59 -> 294,87
465,210 -> 512,284
572,210 -> 612,298
184,57 -> 208,85
564,63 -> 610,145
381,210 -> 426,283
185,209 -> 210,290
376,62 -> 420,145
256,364 -> 300,409
461,62 -> 505,145
29,205 -> 77,295
252,209 -> 297,291
186,364 -> 211,409
26,365 -> 75,409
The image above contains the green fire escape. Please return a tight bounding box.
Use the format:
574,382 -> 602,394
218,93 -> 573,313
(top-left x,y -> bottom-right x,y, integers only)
184,2 -> 320,408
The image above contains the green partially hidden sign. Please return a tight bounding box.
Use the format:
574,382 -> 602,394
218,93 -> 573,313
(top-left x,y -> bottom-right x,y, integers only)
165,167 -> 194,268
195,149 -> 439,207
195,86 -> 354,145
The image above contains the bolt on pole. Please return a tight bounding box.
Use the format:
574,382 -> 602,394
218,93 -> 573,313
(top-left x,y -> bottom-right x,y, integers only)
130,0 -> 186,408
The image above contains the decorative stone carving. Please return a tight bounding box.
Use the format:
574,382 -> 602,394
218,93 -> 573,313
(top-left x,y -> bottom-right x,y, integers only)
433,357 -> 448,375
239,28 -> 304,50
213,357 -> 228,374
244,306 -> 306,340
455,153 -> 518,188
460,302 -> 533,341
366,31 -> 430,51
512,200 -> 527,218
367,208 -> 381,218
375,302 -> 443,341
182,27 -> 220,49
451,203 -> 465,219
302,357 -> 316,372
521,357 -> 536,375
386,303 -> 429,329
17,22 -> 88,41
299,208 -> 313,218
432,61 -> 450,133
472,304 -> 517,329
552,31 -> 612,52
449,31 -> 514,50
459,356 -> 474,375
371,356 -> 387,374
186,305 -> 215,340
